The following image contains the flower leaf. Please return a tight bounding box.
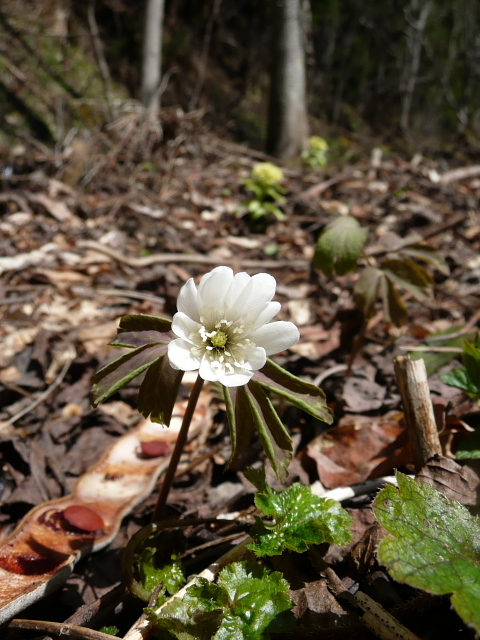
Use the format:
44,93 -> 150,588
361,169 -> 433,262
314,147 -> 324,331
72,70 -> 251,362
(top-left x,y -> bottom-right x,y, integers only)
119,313 -> 172,333
248,483 -> 353,556
314,215 -> 368,276
253,359 -> 333,425
382,257 -> 433,301
138,356 -> 184,424
397,242 -> 449,276
380,275 -> 408,326
91,344 -> 166,406
354,266 -> 383,319
111,329 -> 174,349
246,382 -> 292,482
223,386 -> 256,468
147,562 -> 293,640
373,472 -> 480,633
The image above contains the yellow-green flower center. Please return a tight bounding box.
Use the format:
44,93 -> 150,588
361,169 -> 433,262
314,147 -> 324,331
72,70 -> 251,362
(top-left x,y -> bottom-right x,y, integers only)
210,330 -> 228,348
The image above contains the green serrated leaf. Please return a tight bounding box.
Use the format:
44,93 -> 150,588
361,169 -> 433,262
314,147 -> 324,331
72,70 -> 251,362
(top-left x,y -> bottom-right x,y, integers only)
91,344 -> 166,406
248,483 -> 353,556
373,472 -> 480,633
215,562 -> 293,640
119,314 -> 172,333
354,266 -> 383,319
138,356 -> 184,423
149,562 -> 293,640
380,274 -> 408,326
245,382 -> 292,482
398,242 -> 449,276
314,215 -> 368,276
252,359 -> 333,425
139,530 -> 186,597
382,257 -> 432,301
439,367 -> 480,396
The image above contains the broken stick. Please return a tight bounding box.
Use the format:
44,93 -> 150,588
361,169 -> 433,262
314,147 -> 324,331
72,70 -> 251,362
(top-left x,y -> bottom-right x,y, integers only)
394,355 -> 442,471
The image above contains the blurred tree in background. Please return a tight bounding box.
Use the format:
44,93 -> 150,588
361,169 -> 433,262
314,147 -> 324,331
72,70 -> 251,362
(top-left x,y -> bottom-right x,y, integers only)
0,0 -> 479,154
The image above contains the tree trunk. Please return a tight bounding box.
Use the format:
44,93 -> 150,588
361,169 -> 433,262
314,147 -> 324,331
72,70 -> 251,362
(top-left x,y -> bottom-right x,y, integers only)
267,0 -> 308,158
140,0 -> 165,110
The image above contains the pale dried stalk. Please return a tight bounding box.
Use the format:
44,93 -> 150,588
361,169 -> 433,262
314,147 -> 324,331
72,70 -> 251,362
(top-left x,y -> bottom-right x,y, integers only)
394,355 -> 442,470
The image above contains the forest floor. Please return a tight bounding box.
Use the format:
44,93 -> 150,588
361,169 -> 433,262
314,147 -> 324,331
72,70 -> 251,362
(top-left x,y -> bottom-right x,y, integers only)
1,112 -> 480,639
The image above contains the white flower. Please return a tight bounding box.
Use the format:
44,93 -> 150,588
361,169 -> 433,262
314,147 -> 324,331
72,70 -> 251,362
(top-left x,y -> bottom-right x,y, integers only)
167,266 -> 300,387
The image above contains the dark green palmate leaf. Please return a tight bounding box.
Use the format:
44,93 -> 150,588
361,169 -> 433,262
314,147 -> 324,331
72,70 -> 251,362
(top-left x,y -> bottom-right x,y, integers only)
92,314 -> 181,423
314,215 -> 368,276
224,361 -> 332,481
380,273 -> 408,326
118,313 -> 172,333
91,343 -> 167,406
382,257 -> 433,301
138,356 -> 184,423
147,561 -> 293,640
252,359 -> 333,424
245,472 -> 353,556
373,472 -> 480,633
354,266 -> 383,319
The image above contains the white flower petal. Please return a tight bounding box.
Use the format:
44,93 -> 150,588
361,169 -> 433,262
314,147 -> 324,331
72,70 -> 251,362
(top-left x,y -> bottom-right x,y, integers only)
197,266 -> 233,314
219,370 -> 254,387
168,339 -> 202,371
243,301 -> 281,332
248,321 -> 300,355
223,272 -> 251,309
227,273 -> 277,319
177,278 -> 200,322
242,345 -> 266,370
171,312 -> 201,343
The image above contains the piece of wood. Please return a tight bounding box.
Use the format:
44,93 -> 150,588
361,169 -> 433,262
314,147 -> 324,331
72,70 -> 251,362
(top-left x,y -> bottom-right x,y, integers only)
394,356 -> 442,471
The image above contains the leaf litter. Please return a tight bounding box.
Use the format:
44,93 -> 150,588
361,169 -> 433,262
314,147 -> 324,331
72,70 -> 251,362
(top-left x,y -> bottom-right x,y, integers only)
1,117 -> 480,637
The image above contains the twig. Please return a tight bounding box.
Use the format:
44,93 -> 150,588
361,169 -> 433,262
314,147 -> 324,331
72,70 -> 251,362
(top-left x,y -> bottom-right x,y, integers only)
87,0 -> 114,117
78,239 -> 309,270
9,618 -> 119,640
189,0 -> 223,110
398,346 -> 462,353
0,345 -> 75,433
394,356 -> 442,470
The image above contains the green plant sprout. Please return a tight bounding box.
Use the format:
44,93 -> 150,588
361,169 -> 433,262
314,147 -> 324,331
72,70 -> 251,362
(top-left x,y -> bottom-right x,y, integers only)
242,162 -> 287,222
314,216 -> 448,327
301,135 -> 329,168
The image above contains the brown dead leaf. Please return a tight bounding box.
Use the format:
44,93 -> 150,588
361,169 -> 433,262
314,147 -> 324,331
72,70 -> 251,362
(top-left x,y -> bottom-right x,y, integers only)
417,454 -> 480,506
301,411 -> 406,488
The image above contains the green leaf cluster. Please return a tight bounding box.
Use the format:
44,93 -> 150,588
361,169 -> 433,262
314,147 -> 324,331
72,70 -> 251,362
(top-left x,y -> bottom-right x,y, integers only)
245,469 -> 353,556
356,236 -> 448,326
373,472 -> 480,633
146,561 -> 294,640
91,314 -> 183,424
139,529 -> 187,601
314,221 -> 448,326
242,163 -> 287,222
224,359 -> 332,482
301,136 -> 329,168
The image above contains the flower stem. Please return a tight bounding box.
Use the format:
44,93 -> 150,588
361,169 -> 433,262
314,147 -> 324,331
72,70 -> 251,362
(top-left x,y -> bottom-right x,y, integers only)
151,374 -> 204,522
